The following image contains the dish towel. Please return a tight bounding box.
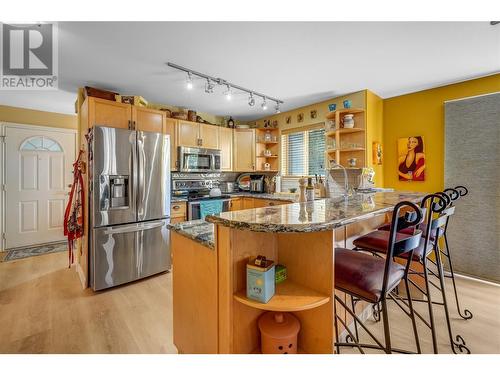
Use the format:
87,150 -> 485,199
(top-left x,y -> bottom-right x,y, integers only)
200,200 -> 223,220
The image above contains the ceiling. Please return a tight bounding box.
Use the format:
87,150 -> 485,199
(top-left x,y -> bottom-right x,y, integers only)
0,22 -> 499,120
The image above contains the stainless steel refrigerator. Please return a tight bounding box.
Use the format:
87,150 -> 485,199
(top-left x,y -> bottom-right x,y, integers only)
89,126 -> 171,291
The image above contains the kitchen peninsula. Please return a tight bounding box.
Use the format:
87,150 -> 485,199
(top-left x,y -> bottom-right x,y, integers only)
169,191 -> 424,354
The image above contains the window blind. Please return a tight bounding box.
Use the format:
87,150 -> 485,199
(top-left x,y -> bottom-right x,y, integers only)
281,126 -> 325,176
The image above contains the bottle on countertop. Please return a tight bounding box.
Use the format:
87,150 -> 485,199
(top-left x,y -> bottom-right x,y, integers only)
306,177 -> 315,201
298,177 -> 307,203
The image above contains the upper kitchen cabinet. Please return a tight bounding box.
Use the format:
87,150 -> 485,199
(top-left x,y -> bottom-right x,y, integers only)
177,120 -> 219,149
85,97 -> 132,129
233,129 -> 255,172
177,121 -> 200,148
218,127 -> 233,171
132,106 -> 165,133
199,124 -> 219,149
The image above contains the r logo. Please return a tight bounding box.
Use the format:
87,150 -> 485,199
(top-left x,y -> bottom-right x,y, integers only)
2,23 -> 53,76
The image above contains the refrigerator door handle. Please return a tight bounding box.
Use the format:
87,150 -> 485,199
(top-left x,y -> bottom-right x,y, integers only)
137,133 -> 146,217
103,221 -> 165,235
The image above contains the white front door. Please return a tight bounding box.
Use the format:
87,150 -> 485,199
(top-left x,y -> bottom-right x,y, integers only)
4,126 -> 76,249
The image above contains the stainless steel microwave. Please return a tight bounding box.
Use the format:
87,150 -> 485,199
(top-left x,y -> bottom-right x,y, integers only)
178,146 -> 221,172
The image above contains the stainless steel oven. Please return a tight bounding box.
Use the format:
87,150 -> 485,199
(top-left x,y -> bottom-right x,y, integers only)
178,146 -> 221,172
187,198 -> 231,220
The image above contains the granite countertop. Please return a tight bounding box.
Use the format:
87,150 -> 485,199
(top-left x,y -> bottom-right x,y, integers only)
168,220 -> 215,249
227,192 -> 298,202
205,191 -> 425,233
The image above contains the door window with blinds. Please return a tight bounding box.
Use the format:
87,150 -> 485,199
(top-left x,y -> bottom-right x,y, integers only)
281,125 -> 326,176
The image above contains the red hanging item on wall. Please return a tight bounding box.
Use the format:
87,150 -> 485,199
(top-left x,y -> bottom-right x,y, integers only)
64,150 -> 85,268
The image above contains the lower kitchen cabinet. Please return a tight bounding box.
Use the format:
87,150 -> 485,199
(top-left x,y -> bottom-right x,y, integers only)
171,202 -> 187,222
229,197 -> 242,211
253,198 -> 292,208
242,197 -> 254,209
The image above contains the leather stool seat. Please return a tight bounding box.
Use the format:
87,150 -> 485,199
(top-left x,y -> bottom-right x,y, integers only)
353,230 -> 433,261
335,248 -> 405,303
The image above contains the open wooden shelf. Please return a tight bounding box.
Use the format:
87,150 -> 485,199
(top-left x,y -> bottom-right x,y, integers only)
256,155 -> 279,158
234,279 -> 330,312
326,148 -> 365,153
326,128 -> 365,137
325,108 -> 365,120
256,141 -> 279,145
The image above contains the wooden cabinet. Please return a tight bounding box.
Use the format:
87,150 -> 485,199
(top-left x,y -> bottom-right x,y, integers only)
87,97 -> 132,129
199,124 -> 219,149
242,197 -> 254,210
177,121 -> 200,148
233,129 -> 255,172
164,118 -> 178,171
171,201 -> 187,222
253,198 -> 292,208
218,127 -> 233,171
229,197 -> 242,211
132,106 -> 165,133
177,121 -> 220,149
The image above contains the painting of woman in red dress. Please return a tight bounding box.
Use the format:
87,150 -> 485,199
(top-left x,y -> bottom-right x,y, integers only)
398,136 -> 425,181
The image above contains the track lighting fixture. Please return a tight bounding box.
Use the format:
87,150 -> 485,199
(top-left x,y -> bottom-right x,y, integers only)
248,93 -> 255,107
186,72 -> 194,90
205,78 -> 214,94
224,84 -> 232,101
262,97 -> 268,111
167,62 -> 284,109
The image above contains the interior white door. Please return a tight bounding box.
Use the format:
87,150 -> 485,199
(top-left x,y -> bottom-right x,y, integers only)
5,126 -> 76,249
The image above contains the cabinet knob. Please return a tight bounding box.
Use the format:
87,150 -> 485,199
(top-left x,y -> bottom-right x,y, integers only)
269,202 -> 275,206
172,205 -> 180,210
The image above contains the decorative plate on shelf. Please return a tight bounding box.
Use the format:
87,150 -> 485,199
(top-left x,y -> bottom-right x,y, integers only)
236,173 -> 252,191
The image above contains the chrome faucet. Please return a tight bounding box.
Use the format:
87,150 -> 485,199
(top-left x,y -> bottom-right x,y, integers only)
330,161 -> 349,197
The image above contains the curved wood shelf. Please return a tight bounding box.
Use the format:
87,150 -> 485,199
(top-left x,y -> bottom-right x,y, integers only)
234,280 -> 330,312
256,141 -> 279,145
256,155 -> 279,158
326,128 -> 365,137
325,108 -> 365,120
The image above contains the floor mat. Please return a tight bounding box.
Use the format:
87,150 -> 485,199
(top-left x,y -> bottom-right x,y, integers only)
3,241 -> 67,261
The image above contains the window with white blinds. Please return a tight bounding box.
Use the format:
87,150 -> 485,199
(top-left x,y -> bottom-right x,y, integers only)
281,126 -> 325,176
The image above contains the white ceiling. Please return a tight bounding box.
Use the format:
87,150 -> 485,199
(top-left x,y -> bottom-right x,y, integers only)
1,22 -> 499,120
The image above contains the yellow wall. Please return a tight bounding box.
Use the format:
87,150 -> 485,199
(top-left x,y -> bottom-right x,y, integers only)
383,74 -> 500,193
0,105 -> 77,129
365,90 -> 384,187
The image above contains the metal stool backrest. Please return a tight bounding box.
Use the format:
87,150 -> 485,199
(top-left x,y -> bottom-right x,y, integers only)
418,193 -> 452,245
381,201 -> 424,297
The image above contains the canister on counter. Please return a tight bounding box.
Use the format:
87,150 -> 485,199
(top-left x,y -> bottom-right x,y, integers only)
247,256 -> 275,303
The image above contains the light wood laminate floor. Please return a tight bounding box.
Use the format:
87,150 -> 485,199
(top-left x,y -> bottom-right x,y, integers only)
0,251 -> 499,354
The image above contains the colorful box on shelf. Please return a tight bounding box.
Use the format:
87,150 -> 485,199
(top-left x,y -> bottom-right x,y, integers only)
275,264 -> 287,284
247,256 -> 275,303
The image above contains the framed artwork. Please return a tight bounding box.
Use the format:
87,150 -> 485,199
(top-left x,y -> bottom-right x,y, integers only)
372,142 -> 383,165
398,136 -> 425,181
272,120 -> 278,128
285,116 -> 291,124
310,110 -> 317,119
297,113 -> 304,123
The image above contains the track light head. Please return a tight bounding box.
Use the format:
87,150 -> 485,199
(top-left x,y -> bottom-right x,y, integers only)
225,84 -> 232,101
274,102 -> 281,114
205,78 -> 214,94
186,72 -> 193,90
261,97 -> 268,111
248,93 -> 255,106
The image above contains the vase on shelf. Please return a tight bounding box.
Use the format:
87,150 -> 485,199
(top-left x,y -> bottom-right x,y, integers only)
342,114 -> 355,129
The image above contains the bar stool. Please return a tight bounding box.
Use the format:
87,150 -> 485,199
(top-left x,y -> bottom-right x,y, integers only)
440,186 -> 473,321
334,201 -> 424,354
352,193 -> 471,354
